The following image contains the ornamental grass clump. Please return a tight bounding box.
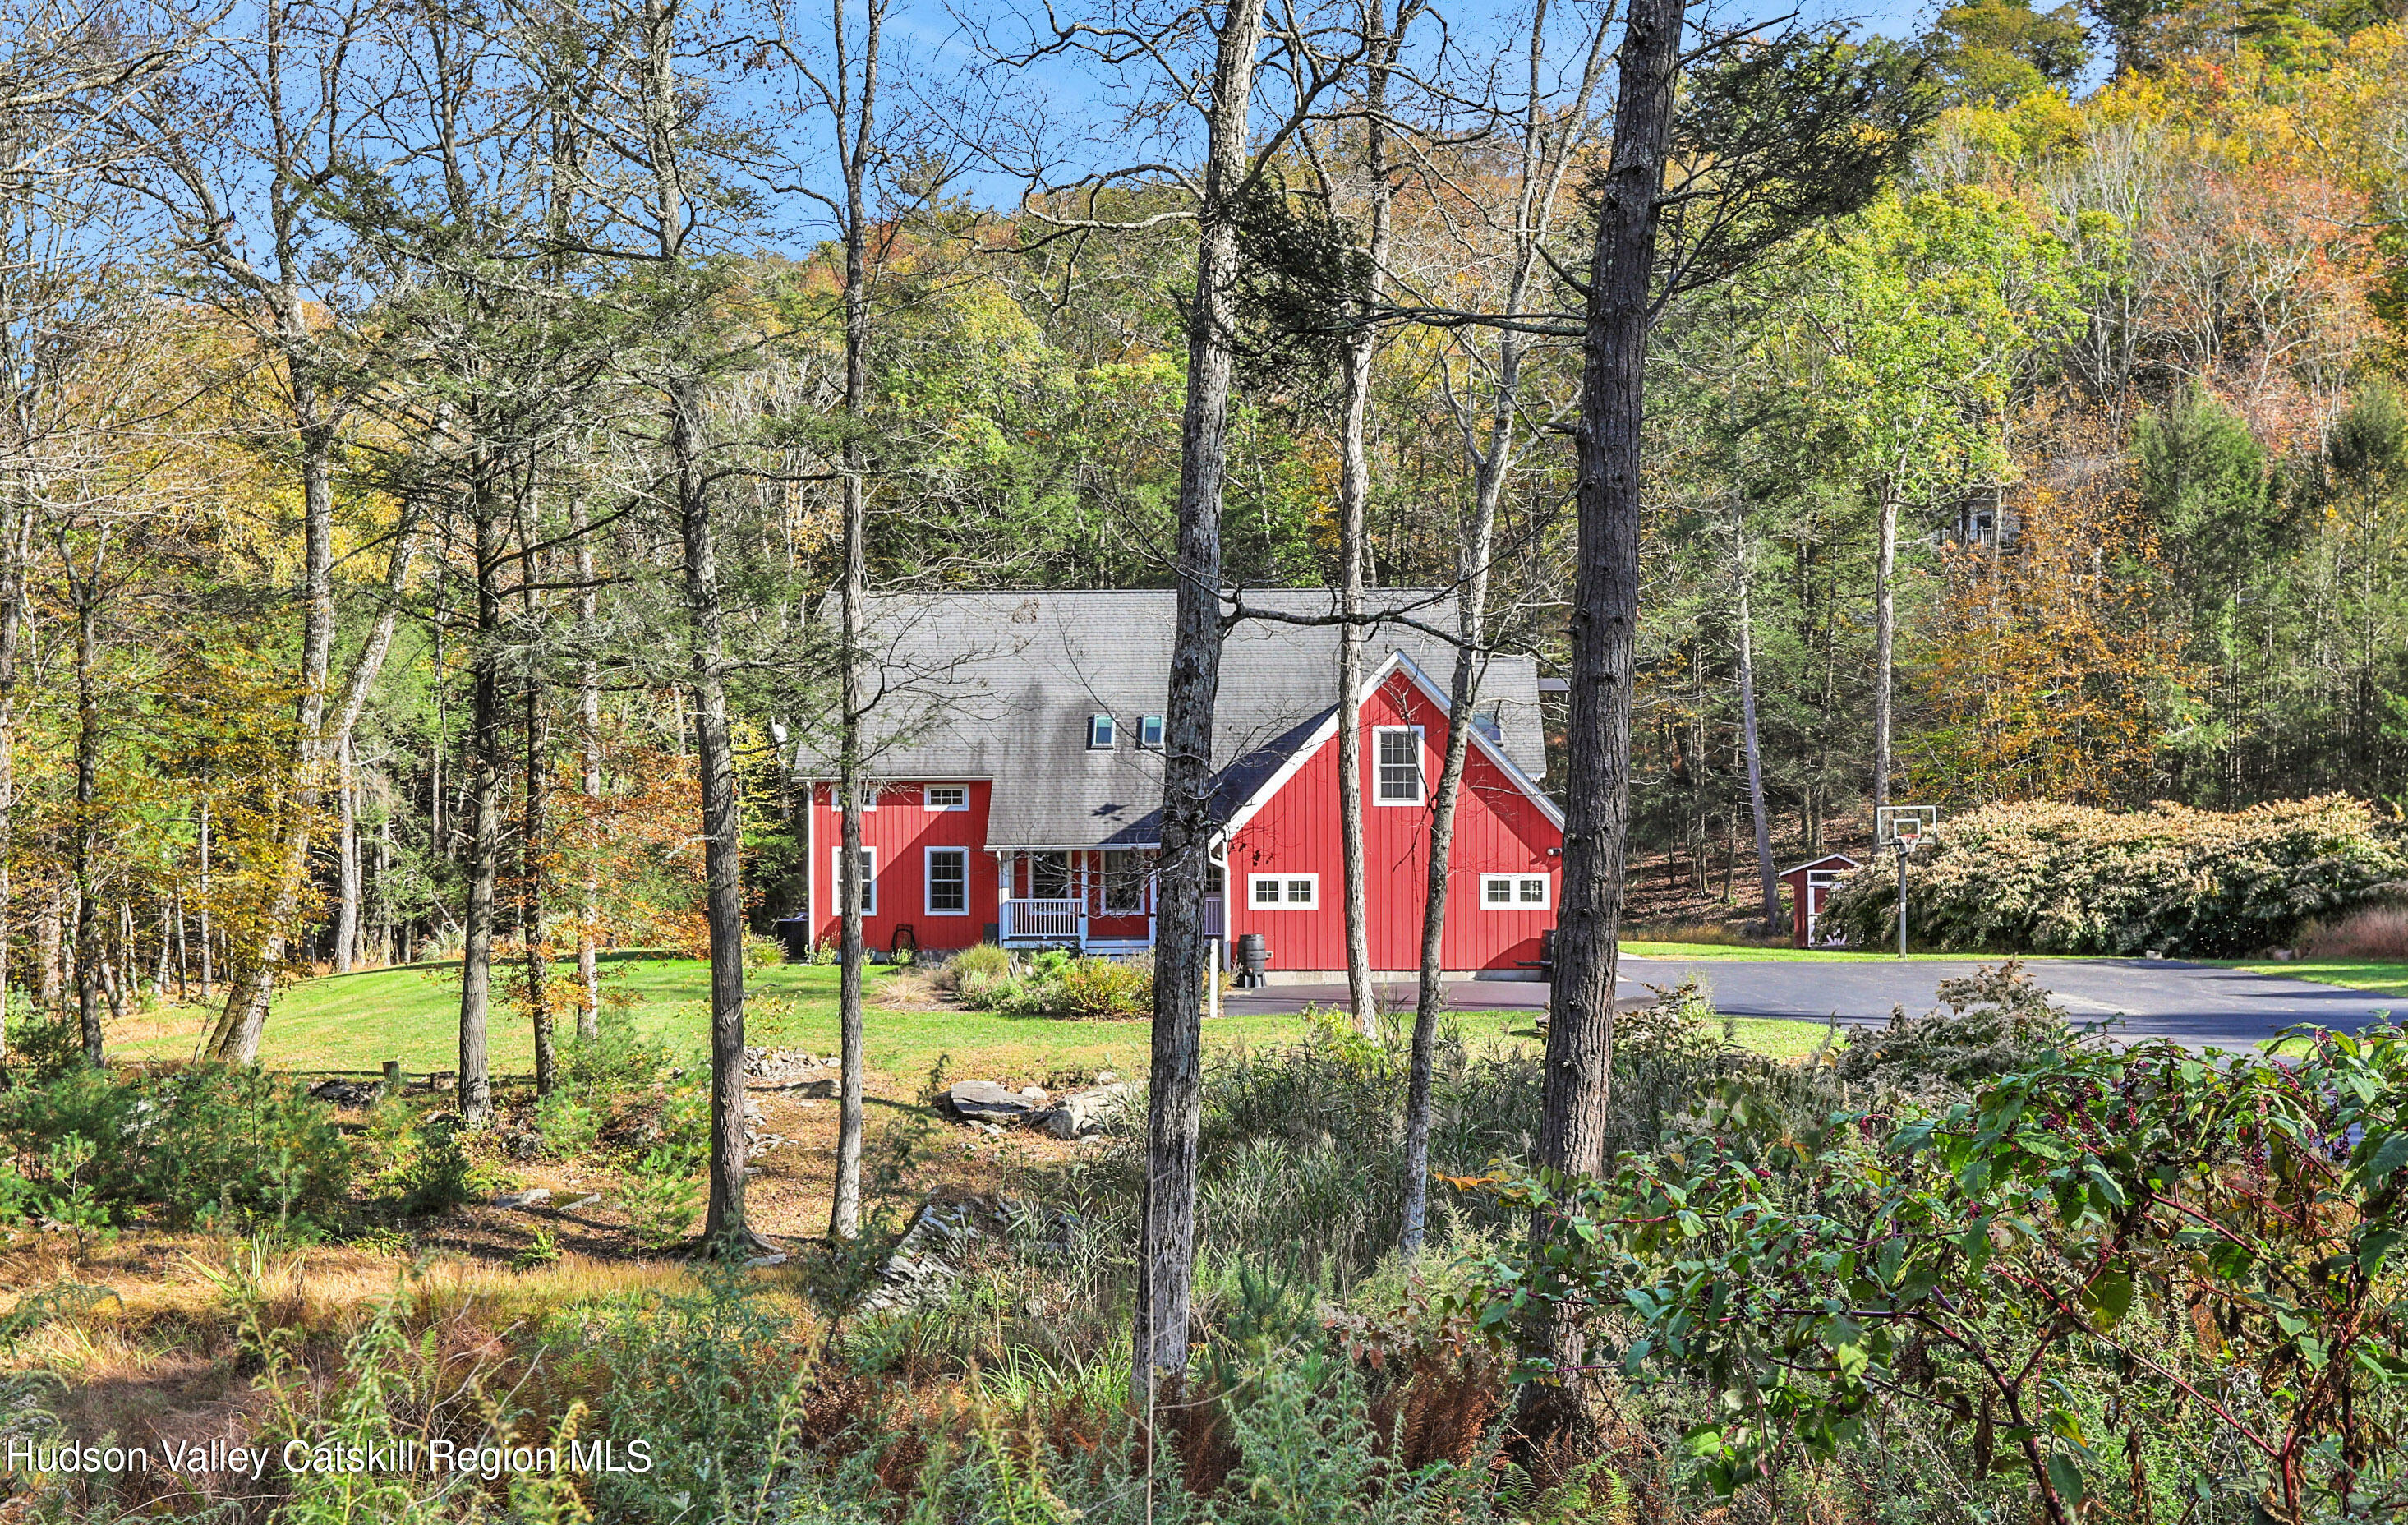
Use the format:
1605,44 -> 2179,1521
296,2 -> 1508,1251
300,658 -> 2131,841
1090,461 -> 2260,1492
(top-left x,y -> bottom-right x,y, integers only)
1824,793 -> 2407,956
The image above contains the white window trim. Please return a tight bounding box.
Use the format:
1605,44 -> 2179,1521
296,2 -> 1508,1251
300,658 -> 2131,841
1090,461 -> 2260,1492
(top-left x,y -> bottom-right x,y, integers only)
924,845 -> 970,916
1248,872 -> 1319,909
832,846 -> 877,917
1088,715 -> 1116,749
923,785 -> 969,812
1480,873 -> 1549,910
1100,850 -> 1146,915
1373,725 -> 1426,806
1139,714 -> 1165,749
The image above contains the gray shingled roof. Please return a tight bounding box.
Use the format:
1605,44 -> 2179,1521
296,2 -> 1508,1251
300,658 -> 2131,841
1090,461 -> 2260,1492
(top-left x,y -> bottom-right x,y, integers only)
799,589 -> 1547,849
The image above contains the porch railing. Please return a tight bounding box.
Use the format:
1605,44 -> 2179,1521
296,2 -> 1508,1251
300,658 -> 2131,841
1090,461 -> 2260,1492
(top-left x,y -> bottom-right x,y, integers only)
1001,898 -> 1084,942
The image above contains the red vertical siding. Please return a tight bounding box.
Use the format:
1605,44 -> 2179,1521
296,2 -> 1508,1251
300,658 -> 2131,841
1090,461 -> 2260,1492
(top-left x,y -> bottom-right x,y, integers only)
1225,671 -> 1559,974
810,781 -> 996,953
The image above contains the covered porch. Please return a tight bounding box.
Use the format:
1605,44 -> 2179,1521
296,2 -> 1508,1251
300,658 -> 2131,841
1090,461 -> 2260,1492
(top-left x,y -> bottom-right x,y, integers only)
992,847 -> 1224,952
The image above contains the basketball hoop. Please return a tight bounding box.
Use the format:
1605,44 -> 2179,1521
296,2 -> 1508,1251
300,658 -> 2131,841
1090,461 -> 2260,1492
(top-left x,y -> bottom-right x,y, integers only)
1874,805 -> 1938,957
1877,804 -> 1939,853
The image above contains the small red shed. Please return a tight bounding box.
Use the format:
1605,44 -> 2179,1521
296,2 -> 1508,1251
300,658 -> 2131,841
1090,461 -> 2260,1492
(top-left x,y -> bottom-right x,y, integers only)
1779,854 -> 1859,947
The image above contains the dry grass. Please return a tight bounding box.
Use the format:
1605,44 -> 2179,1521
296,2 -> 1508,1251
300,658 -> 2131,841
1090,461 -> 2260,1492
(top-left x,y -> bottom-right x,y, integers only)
2304,905 -> 2408,961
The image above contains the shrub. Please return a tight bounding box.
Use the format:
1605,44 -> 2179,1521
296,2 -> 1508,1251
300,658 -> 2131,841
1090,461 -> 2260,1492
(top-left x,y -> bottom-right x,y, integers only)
941,943 -> 1016,1007
2,996 -> 83,1083
136,1066 -> 352,1228
0,1064 -> 351,1229
1835,961 -> 2088,1098
620,1146 -> 702,1250
560,1006 -> 673,1103
1054,953 -> 1151,1018
397,1113 -> 479,1215
743,932 -> 787,970
1824,794 -> 2408,956
532,1090 -> 601,1159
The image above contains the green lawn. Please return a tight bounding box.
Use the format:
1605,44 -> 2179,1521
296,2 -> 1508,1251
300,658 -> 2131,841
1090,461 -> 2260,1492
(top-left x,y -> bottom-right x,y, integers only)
117,952 -> 1839,1082
2227,959 -> 2408,1000
1624,940 -> 1996,962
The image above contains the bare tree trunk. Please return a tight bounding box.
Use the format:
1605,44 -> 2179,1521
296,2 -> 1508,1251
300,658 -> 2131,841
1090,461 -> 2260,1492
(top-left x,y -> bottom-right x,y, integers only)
1135,0 -> 1269,1424
1406,0 -> 1611,1260
1331,6 -> 1393,1035
675,375 -> 754,1251
1534,0 -> 1683,1432
459,479 -> 504,1126
38,882 -> 60,1010
575,497 -> 601,1038
0,502 -> 28,1058
1872,471 -> 1897,817
525,674 -> 555,1094
73,591 -> 100,1067
205,366 -> 336,1063
522,499 -> 555,1094
196,802 -> 211,1002
826,0 -> 884,1242
334,730 -> 358,973
1737,570 -> 1778,934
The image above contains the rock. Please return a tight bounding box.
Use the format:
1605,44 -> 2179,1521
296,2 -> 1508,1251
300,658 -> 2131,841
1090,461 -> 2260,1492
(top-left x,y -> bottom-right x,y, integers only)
562,1193 -> 602,1210
748,1252 -> 788,1268
1018,1085 -> 1046,1100
864,1196 -> 1081,1312
307,1078 -> 381,1109
1041,1082 -> 1135,1140
493,1187 -> 554,1210
947,1080 -> 1038,1121
1094,1071 -> 1120,1085
744,1047 -> 828,1088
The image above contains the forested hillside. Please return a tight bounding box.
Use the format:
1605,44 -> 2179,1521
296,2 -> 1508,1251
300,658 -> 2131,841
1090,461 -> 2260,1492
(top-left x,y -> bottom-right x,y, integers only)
1,0 -> 2402,1036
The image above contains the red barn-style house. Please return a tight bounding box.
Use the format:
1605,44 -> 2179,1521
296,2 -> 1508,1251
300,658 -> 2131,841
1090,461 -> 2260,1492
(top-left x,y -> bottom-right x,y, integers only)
798,591 -> 1562,979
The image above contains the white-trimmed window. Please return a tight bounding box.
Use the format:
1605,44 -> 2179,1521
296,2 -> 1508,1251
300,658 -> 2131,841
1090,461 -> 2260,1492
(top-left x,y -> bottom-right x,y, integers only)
925,847 -> 969,915
1249,873 -> 1318,908
1374,726 -> 1425,804
1139,714 -> 1164,749
1480,873 -> 1549,910
923,784 -> 968,812
832,847 -> 877,916
1101,849 -> 1147,913
1088,715 -> 1116,749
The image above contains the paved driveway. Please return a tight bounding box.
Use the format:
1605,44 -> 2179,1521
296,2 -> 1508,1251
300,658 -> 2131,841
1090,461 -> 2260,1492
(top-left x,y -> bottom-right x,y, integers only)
1223,957 -> 2404,1052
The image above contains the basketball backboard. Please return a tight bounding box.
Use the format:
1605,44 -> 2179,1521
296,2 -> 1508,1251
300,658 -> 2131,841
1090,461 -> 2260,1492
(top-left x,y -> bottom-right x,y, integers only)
1877,804 -> 1939,850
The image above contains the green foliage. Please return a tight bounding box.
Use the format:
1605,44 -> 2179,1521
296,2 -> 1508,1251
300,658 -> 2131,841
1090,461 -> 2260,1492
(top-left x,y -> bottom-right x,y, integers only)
960,951 -> 1154,1019
531,1090 -> 601,1159
2,999 -> 86,1085
1834,960 -> 2084,1096
566,1261 -> 803,1521
561,1004 -> 675,1103
942,943 -> 1015,1007
0,1065 -> 351,1231
1920,0 -> 2093,105
620,1145 -> 703,1250
1825,794 -> 2408,954
1453,1024 -> 2408,1522
392,1113 -> 478,1216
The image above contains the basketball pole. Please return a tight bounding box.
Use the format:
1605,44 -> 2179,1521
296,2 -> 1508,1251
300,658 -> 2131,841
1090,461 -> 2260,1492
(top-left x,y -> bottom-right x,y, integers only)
1895,837 -> 1908,959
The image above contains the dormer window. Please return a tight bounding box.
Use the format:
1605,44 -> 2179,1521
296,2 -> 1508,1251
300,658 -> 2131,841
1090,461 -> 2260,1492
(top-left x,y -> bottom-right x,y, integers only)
1088,715 -> 1116,749
1139,714 -> 1164,749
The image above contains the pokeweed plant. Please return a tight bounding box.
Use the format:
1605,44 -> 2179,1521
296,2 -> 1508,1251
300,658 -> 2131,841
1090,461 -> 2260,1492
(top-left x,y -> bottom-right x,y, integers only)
1448,1023 -> 2408,1525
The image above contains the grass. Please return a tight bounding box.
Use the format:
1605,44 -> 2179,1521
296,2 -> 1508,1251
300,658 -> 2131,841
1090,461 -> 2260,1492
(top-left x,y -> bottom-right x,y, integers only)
110,951 -> 1841,1080
2226,958 -> 2408,999
1625,940 -> 1996,962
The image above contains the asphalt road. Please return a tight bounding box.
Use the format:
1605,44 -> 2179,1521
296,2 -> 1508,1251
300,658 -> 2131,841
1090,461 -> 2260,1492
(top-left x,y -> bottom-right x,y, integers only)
1222,957 -> 2405,1051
